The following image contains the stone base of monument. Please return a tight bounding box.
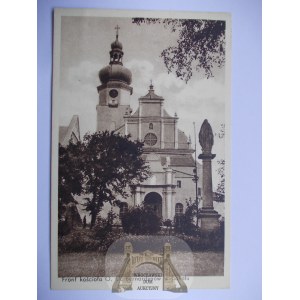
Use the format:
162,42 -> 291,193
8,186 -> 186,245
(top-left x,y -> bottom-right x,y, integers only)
199,208 -> 221,231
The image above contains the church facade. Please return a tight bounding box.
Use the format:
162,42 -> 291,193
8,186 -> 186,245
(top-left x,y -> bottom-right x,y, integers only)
96,32 -> 202,221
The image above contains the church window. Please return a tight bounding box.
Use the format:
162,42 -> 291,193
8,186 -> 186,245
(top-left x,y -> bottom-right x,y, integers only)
175,203 -> 183,215
144,133 -> 157,146
177,180 -> 181,188
149,123 -> 153,130
119,202 -> 128,218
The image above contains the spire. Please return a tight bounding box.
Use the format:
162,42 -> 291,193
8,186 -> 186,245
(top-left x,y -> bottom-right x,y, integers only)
149,80 -> 154,91
115,24 -> 120,40
110,25 -> 123,65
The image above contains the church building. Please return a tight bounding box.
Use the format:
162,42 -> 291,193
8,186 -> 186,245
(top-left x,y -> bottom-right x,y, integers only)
96,30 -> 202,221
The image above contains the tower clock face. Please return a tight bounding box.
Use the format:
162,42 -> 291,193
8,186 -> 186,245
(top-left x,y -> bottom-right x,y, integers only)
109,89 -> 118,98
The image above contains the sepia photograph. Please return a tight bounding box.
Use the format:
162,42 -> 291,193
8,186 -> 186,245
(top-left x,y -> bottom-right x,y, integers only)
51,8 -> 231,291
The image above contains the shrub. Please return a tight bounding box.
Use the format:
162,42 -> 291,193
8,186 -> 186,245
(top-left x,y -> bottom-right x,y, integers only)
173,199 -> 198,235
93,209 -> 116,239
121,206 -> 161,235
173,225 -> 225,251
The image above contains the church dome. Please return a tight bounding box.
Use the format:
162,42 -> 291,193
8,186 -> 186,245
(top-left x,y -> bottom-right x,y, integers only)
111,39 -> 123,50
99,64 -> 132,85
98,26 -> 132,86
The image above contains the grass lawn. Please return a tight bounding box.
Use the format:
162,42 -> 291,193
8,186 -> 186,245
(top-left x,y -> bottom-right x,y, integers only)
58,250 -> 223,277
58,252 -> 105,277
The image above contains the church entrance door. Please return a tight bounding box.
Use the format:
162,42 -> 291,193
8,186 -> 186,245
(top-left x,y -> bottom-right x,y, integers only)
144,192 -> 162,218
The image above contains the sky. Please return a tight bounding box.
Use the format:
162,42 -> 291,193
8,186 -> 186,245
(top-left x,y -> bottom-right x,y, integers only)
58,15 -> 228,188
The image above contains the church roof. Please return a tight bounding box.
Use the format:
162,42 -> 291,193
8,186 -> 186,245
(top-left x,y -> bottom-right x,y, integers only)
114,124 -> 125,134
59,115 -> 80,146
59,127 -> 68,144
131,108 -> 139,117
139,84 -> 164,101
163,109 -> 172,118
161,155 -> 195,167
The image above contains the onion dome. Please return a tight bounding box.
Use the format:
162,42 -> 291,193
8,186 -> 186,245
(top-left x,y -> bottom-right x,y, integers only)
98,25 -> 132,85
99,64 -> 132,85
111,39 -> 123,50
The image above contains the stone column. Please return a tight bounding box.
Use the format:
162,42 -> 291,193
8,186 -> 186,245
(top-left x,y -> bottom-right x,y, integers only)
164,165 -> 173,219
198,119 -> 220,231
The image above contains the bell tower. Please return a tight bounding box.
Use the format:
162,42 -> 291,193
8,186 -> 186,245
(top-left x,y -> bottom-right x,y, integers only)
96,25 -> 133,132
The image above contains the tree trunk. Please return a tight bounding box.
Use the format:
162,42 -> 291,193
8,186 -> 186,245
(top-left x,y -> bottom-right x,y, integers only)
90,212 -> 97,229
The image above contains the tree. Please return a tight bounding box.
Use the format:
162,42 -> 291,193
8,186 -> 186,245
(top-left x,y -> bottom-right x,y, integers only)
132,18 -> 225,82
216,159 -> 225,202
58,142 -> 84,221
59,142 -> 84,203
81,131 -> 150,228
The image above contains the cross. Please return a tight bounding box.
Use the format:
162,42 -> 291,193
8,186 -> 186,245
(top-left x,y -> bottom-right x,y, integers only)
150,79 -> 154,89
115,25 -> 120,38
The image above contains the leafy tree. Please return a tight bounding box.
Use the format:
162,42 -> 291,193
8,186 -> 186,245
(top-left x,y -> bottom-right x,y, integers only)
216,159 -> 225,202
58,142 -> 84,203
58,142 -> 84,223
132,18 -> 225,82
81,131 -> 150,228
93,208 -> 117,239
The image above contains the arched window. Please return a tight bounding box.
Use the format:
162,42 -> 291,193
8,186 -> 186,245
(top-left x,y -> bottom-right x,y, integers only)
120,202 -> 128,218
175,203 -> 183,215
149,123 -> 153,130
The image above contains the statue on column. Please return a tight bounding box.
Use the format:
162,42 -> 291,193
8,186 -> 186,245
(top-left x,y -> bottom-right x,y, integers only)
198,119 -> 220,231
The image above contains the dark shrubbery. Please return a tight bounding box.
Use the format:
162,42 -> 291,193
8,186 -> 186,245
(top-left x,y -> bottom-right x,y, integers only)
121,206 -> 161,235
58,202 -> 82,236
174,199 -> 198,235
93,209 -> 116,239
174,225 -> 224,251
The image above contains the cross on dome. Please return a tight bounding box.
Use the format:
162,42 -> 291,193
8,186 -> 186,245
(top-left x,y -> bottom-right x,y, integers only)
115,25 -> 120,39
149,80 -> 154,90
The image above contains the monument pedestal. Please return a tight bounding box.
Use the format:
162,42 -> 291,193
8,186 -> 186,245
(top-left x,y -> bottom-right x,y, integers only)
199,208 -> 220,231
198,119 -> 221,232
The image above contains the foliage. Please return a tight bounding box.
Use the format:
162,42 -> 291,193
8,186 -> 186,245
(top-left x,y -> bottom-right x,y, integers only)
58,142 -> 84,221
58,142 -> 84,203
174,226 -> 224,251
121,205 -> 161,235
174,198 -> 198,235
162,219 -> 172,227
93,209 -> 117,239
132,18 -> 225,82
59,131 -> 151,228
216,159 -> 225,202
81,131 -> 150,228
58,202 -> 82,237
